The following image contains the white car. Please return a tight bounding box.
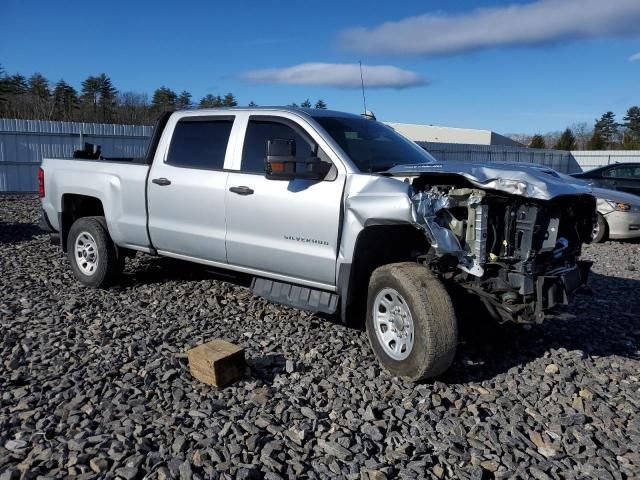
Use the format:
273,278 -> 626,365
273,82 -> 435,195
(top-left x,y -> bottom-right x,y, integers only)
590,188 -> 640,243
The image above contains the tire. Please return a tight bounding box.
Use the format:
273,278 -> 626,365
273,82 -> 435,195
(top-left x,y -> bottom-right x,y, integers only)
67,216 -> 122,288
366,262 -> 457,381
591,213 -> 607,243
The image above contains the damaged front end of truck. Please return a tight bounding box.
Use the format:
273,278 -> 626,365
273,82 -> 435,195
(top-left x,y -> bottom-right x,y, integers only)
388,162 -> 596,324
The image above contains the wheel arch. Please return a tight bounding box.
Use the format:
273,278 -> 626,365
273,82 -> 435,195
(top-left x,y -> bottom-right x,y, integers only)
60,194 -> 106,252
338,223 -> 430,325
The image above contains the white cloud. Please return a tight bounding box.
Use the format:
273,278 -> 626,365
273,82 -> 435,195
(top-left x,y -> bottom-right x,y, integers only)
630,52 -> 640,62
243,63 -> 428,89
339,0 -> 640,56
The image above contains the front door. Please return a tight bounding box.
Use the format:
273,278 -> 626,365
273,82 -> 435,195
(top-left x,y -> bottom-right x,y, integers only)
147,116 -> 235,262
225,117 -> 345,287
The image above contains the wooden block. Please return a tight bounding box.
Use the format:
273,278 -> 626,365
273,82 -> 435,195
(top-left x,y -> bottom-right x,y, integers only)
187,339 -> 246,387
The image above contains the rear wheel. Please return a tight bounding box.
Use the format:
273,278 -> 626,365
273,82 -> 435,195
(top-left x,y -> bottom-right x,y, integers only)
67,216 -> 122,287
591,213 -> 607,243
366,263 -> 457,381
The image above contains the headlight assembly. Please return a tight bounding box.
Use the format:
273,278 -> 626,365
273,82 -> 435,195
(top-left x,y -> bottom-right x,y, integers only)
604,200 -> 633,212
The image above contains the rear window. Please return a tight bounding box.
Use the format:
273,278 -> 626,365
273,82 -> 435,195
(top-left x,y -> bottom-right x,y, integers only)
166,118 -> 234,169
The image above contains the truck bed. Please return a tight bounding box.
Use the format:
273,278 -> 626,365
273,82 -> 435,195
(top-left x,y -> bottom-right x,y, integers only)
40,157 -> 152,251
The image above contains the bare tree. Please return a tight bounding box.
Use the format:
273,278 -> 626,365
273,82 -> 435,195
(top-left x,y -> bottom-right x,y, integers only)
118,91 -> 151,125
570,122 -> 591,150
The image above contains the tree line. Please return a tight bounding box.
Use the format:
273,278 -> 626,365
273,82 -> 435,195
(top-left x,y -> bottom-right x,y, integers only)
511,107 -> 640,151
0,65 -> 328,125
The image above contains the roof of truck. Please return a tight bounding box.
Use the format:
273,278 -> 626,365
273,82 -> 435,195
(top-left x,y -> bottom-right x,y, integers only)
176,106 -> 364,119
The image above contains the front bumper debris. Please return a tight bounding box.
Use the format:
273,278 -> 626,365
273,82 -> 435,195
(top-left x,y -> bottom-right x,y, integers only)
533,261 -> 592,322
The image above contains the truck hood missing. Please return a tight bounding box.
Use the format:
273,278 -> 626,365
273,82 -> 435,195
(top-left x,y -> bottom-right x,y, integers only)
386,161 -> 593,201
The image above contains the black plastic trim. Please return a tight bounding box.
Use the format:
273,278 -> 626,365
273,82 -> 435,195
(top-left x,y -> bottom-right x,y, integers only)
38,208 -> 56,233
251,277 -> 339,314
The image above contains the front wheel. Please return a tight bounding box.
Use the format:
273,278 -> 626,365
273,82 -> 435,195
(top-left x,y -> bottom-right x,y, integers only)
591,213 -> 607,243
366,263 -> 457,381
67,216 -> 122,288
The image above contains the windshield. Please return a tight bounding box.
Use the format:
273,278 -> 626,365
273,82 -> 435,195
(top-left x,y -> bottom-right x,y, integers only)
312,116 -> 437,172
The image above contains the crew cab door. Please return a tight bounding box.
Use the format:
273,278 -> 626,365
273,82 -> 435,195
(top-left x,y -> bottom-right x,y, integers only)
147,115 -> 235,262
225,114 -> 345,288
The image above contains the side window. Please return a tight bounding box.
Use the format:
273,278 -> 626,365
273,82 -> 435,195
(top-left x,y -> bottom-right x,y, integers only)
602,166 -> 640,179
241,120 -> 316,173
166,118 -> 234,170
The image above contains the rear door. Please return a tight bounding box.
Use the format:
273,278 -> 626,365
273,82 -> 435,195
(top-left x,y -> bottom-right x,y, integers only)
601,165 -> 640,195
147,115 -> 235,262
224,114 -> 345,288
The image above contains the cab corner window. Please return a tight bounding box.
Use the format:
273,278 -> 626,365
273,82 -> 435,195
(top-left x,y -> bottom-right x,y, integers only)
166,118 -> 234,170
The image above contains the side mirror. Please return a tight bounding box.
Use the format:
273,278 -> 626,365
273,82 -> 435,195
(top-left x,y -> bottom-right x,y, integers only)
265,138 -> 332,181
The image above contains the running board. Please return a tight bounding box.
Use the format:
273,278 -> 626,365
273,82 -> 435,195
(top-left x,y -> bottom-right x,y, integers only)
251,277 -> 339,314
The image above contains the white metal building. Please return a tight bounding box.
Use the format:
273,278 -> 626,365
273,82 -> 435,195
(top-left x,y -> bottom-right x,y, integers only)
385,122 -> 523,147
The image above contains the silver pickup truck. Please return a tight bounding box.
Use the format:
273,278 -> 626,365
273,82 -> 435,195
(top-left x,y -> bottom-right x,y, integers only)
39,107 -> 596,380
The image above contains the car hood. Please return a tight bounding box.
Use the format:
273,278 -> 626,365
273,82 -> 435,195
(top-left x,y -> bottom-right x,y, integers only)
386,161 -> 593,200
592,187 -> 640,204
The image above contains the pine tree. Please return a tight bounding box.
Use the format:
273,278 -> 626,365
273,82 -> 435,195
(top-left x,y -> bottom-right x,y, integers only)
151,86 -> 178,112
199,94 -> 223,108
248,100 -> 258,107
586,131 -> 606,150
314,99 -> 327,109
176,91 -> 192,110
8,74 -> 28,95
529,134 -> 546,149
97,73 -> 117,121
0,65 -> 9,106
80,75 -> 102,114
623,106 -> 640,148
594,111 -> 618,147
28,73 -> 50,99
222,93 -> 237,107
301,99 -> 312,108
554,128 -> 577,151
624,106 -> 640,134
52,80 -> 78,121
26,73 -> 52,119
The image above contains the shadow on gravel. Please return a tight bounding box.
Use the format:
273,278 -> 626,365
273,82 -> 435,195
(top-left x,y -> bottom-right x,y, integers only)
0,222 -> 42,244
119,256 -> 640,385
249,353 -> 288,381
442,271 -> 640,384
120,256 -> 253,287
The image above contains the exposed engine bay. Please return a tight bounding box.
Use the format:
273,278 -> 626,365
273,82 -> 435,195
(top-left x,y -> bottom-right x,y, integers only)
409,175 -> 596,323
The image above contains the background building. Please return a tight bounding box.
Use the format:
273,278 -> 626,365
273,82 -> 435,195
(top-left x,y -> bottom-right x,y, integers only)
385,122 -> 523,147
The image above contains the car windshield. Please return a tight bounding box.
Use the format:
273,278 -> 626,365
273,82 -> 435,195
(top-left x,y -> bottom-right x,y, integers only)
312,116 -> 437,172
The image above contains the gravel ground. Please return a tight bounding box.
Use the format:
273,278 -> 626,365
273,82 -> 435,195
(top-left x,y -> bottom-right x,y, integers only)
1,195 -> 639,480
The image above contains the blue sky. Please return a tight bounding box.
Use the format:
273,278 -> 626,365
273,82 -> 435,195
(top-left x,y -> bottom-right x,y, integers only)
1,0 -> 639,134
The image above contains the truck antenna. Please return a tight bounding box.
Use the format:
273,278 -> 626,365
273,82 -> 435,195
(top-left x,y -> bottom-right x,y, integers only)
359,61 -> 367,114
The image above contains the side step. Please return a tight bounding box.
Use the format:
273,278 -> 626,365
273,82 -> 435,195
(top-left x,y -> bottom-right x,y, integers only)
251,277 -> 339,314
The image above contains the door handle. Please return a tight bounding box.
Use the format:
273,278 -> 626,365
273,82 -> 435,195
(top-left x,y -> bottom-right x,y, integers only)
229,186 -> 254,195
152,178 -> 171,186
